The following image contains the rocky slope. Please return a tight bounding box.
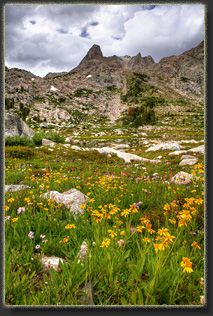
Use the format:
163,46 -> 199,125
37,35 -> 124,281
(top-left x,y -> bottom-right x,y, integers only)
5,41 -> 204,129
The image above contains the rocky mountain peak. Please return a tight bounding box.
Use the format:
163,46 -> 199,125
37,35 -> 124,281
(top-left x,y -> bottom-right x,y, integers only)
85,44 -> 103,60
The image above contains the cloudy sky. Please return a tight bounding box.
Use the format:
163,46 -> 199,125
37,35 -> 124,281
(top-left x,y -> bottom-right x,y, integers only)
5,3 -> 205,77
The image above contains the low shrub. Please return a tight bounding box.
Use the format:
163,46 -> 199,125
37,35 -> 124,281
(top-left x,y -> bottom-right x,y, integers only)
33,132 -> 45,146
45,132 -> 65,144
5,136 -> 34,147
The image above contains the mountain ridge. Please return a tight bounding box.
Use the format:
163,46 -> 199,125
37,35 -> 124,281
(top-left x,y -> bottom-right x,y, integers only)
5,41 -> 204,128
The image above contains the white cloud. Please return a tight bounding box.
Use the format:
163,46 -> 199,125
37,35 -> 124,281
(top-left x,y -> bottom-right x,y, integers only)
5,4 -> 204,77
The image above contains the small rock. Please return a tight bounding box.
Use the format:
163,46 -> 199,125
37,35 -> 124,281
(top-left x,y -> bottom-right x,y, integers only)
40,122 -> 48,129
111,144 -> 130,150
168,150 -> 188,156
5,184 -> 28,192
77,241 -> 89,264
180,154 -> 196,160
42,138 -> 56,146
71,145 -> 81,151
65,136 -> 73,144
171,171 -> 196,185
41,256 -> 64,271
79,283 -> 94,305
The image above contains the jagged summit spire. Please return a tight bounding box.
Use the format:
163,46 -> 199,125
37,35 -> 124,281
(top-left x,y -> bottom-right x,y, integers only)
84,44 -> 103,61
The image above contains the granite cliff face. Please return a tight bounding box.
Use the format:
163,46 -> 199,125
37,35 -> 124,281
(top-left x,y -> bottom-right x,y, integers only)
5,41 -> 204,128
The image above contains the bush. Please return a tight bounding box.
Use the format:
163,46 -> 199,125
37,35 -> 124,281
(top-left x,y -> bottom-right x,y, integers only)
5,136 -> 34,147
33,132 -> 45,146
45,132 -> 65,144
5,98 -> 14,110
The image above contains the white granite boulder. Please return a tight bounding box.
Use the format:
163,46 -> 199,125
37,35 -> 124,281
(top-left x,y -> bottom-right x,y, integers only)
146,141 -> 180,152
171,171 -> 196,185
42,138 -> 56,146
40,188 -> 88,215
188,145 -> 204,154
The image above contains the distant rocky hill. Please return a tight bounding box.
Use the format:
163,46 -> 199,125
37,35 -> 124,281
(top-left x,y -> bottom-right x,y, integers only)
5,41 -> 204,130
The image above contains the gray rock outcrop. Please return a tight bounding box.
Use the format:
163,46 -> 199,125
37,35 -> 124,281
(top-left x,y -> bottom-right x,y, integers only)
5,111 -> 34,139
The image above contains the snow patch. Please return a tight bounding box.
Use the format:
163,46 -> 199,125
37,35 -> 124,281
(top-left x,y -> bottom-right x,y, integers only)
50,85 -> 57,91
86,74 -> 92,78
31,78 -> 35,81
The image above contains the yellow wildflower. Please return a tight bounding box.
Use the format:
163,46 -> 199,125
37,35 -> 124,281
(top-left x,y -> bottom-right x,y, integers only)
65,224 -> 76,229
100,237 -> 111,248
136,225 -> 145,233
191,241 -> 201,249
180,257 -> 194,273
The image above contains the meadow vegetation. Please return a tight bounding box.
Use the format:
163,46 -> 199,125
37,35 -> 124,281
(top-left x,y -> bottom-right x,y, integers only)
4,124 -> 205,305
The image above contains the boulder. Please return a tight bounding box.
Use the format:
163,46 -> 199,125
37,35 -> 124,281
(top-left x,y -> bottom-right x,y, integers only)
146,141 -> 180,152
171,171 -> 196,185
188,145 -> 204,154
180,154 -> 196,160
5,111 -> 35,139
5,184 -> 28,192
179,158 -> 198,166
40,188 -> 88,215
42,138 -> 56,146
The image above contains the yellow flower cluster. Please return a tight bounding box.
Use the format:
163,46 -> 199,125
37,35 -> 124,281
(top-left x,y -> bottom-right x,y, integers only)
177,196 -> 203,227
153,227 -> 175,253
87,202 -> 137,224
107,229 -> 117,238
65,224 -> 76,229
100,237 -> 111,248
59,236 -> 70,244
180,257 -> 194,273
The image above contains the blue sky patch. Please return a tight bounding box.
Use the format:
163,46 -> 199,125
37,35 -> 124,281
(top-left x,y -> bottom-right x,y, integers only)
57,28 -> 68,34
90,21 -> 99,26
80,27 -> 90,38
